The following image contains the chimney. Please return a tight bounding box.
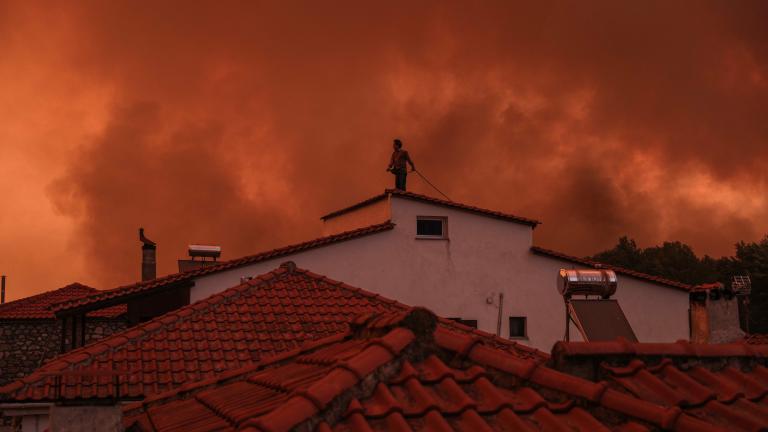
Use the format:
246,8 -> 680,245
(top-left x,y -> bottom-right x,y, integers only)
689,282 -> 745,343
1,275 -> 5,304
139,228 -> 157,281
177,244 -> 221,273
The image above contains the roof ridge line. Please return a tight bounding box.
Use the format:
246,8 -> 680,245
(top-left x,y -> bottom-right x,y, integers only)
51,220 -> 396,314
321,189 -> 540,226
240,326 -> 416,431
530,245 -> 693,291
0,283 -> 96,312
438,333 -> 723,432
553,339 -> 768,358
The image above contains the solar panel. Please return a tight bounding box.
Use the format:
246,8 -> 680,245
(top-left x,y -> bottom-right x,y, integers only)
568,300 -> 638,342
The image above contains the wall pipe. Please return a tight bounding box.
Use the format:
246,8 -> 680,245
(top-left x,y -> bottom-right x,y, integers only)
496,293 -> 504,337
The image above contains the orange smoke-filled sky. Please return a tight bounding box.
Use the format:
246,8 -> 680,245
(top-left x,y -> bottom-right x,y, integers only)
1,1 -> 767,300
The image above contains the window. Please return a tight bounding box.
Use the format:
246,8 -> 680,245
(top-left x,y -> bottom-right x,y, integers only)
509,316 -> 527,338
448,317 -> 478,329
416,217 -> 447,239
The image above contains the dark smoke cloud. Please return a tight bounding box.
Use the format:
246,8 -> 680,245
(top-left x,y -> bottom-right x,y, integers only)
25,1 -> 768,287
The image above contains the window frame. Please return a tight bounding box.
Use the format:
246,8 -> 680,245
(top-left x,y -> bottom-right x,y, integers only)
508,316 -> 528,339
415,216 -> 448,240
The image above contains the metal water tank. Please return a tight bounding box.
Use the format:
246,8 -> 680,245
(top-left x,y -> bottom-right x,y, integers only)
558,269 -> 617,298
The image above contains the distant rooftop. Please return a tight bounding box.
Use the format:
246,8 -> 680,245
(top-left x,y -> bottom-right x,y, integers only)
0,283 -> 125,320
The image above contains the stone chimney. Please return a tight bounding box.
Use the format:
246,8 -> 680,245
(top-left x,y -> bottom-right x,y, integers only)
689,283 -> 745,344
139,228 -> 156,281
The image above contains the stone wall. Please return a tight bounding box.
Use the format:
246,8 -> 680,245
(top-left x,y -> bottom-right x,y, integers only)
50,405 -> 121,432
0,318 -> 129,386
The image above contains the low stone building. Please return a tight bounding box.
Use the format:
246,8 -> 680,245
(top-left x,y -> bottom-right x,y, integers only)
0,283 -> 128,387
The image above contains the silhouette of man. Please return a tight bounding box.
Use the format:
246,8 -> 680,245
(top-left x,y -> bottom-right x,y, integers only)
387,139 -> 415,190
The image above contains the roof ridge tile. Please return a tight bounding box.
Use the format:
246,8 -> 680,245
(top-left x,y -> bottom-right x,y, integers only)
242,326 -> 415,431
447,339 -> 727,432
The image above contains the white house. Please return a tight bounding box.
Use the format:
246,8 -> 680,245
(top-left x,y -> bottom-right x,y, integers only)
152,189 -> 692,351
49,189 -> 692,352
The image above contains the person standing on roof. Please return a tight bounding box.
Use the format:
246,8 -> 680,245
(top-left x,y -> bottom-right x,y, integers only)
387,138 -> 415,190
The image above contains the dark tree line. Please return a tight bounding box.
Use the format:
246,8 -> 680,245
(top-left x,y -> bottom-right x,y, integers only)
590,236 -> 768,333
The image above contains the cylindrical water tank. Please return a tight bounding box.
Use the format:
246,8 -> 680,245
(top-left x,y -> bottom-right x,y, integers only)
558,269 -> 617,298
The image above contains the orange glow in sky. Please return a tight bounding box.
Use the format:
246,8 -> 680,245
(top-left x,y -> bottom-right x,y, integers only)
1,1 -> 767,300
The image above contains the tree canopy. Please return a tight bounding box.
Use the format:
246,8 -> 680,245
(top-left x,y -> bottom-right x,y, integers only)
590,236 -> 768,333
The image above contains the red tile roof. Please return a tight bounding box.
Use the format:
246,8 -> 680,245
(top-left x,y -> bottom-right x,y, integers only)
321,189 -> 541,227
0,283 -> 125,320
51,221 -> 396,316
551,339 -> 768,432
123,310 -> 735,432
531,246 -> 693,292
0,265 -> 541,403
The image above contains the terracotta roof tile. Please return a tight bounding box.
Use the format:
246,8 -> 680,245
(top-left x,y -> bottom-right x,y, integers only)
0,283 -> 125,319
123,308 -> 741,432
51,222 -> 396,315
531,246 -> 693,291
321,189 -> 541,226
124,309 -> 744,432
551,340 -> 768,431
0,267 -> 541,403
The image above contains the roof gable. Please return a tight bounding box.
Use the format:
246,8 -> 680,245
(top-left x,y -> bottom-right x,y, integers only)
321,189 -> 541,227
0,265 -> 541,403
0,283 -> 124,320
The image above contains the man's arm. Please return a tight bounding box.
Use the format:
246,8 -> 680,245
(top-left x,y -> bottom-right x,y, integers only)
386,152 -> 395,171
406,151 -> 416,171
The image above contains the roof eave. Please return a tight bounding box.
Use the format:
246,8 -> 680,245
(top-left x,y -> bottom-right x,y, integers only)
530,246 -> 692,292
54,279 -> 195,318
52,221 -> 396,315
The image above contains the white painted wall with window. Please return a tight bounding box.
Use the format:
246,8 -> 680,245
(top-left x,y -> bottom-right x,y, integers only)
190,194 -> 691,351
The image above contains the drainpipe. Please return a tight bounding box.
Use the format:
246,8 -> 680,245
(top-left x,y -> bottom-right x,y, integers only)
496,293 -> 504,337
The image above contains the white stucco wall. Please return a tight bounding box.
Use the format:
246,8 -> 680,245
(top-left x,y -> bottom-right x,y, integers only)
522,254 -> 690,348
190,195 -> 691,351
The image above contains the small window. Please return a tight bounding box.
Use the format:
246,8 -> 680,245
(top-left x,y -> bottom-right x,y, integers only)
509,317 -> 527,338
417,217 -> 447,238
448,317 -> 478,329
